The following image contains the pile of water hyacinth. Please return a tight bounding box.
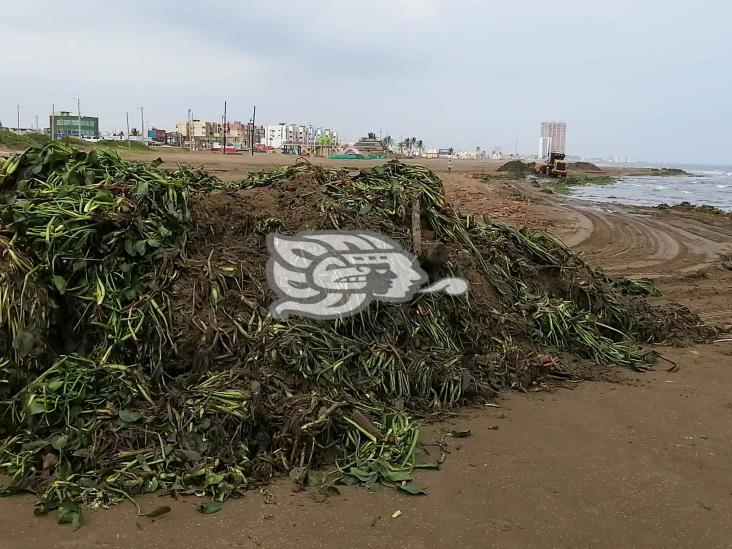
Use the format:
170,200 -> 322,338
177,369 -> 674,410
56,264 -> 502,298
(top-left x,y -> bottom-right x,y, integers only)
0,144 -> 711,525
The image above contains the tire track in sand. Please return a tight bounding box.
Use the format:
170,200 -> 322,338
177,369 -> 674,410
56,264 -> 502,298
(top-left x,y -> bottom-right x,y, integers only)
527,193 -> 732,278
514,185 -> 732,325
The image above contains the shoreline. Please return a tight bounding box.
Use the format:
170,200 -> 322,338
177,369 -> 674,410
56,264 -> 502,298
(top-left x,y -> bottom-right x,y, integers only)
557,173 -> 731,213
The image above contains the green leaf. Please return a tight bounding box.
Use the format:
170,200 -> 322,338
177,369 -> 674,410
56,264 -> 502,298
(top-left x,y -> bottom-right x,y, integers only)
135,180 -> 149,197
382,470 -> 414,483
444,429 -> 472,438
198,501 -> 223,514
94,189 -> 114,203
134,240 -> 147,256
205,471 -> 225,487
397,484 -> 428,495
118,409 -> 142,423
358,202 -> 373,215
47,380 -> 64,392
12,330 -> 35,358
413,463 -> 441,470
52,275 -> 67,294
347,467 -> 377,483
143,506 -> 171,518
177,449 -> 202,463
51,435 -> 69,451
57,500 -> 81,530
26,400 -> 47,416
317,485 -> 341,497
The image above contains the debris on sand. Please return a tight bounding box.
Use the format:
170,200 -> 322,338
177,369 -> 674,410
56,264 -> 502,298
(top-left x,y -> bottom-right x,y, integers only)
0,144 -> 714,522
657,202 -> 731,217
613,278 -> 662,297
497,160 -> 534,177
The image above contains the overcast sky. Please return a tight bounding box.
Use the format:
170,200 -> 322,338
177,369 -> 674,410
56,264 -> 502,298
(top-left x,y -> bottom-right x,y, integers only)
1,0 -> 730,163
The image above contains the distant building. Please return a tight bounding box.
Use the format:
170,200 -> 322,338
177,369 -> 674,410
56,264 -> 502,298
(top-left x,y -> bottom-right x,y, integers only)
173,118 -> 335,152
147,128 -> 167,143
539,121 -> 566,159
261,123 -> 289,149
174,119 -> 221,149
261,123 -> 339,151
165,131 -> 183,146
174,119 -> 266,150
50,111 -> 99,139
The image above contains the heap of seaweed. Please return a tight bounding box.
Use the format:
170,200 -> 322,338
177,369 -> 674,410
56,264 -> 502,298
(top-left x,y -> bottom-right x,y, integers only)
0,144 -> 709,524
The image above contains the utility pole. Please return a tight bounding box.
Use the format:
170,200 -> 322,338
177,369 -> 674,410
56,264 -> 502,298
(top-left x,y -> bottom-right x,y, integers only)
126,112 -> 131,149
188,108 -> 193,151
75,97 -> 81,139
138,106 -> 144,143
250,105 -> 256,156
222,100 -> 227,155
16,105 -> 20,131
35,115 -> 39,131
51,103 -> 55,140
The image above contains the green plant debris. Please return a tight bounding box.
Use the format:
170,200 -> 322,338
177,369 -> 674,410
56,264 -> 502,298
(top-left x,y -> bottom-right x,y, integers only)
613,278 -> 662,297
497,160 -> 535,178
547,174 -> 617,194
648,168 -> 689,176
657,202 -> 731,217
0,144 -> 712,524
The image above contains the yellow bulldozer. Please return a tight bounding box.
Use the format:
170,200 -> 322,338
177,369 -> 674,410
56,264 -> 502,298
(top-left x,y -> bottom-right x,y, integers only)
534,152 -> 568,178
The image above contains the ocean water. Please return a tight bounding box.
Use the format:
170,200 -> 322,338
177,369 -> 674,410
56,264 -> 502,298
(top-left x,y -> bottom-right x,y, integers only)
567,170 -> 732,211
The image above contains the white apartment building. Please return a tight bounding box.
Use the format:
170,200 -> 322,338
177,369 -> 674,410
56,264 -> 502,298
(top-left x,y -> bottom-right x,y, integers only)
539,122 -> 566,159
261,123 -> 339,149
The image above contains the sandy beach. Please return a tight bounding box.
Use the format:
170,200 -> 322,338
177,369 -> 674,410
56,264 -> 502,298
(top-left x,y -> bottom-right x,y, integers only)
0,152 -> 730,547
